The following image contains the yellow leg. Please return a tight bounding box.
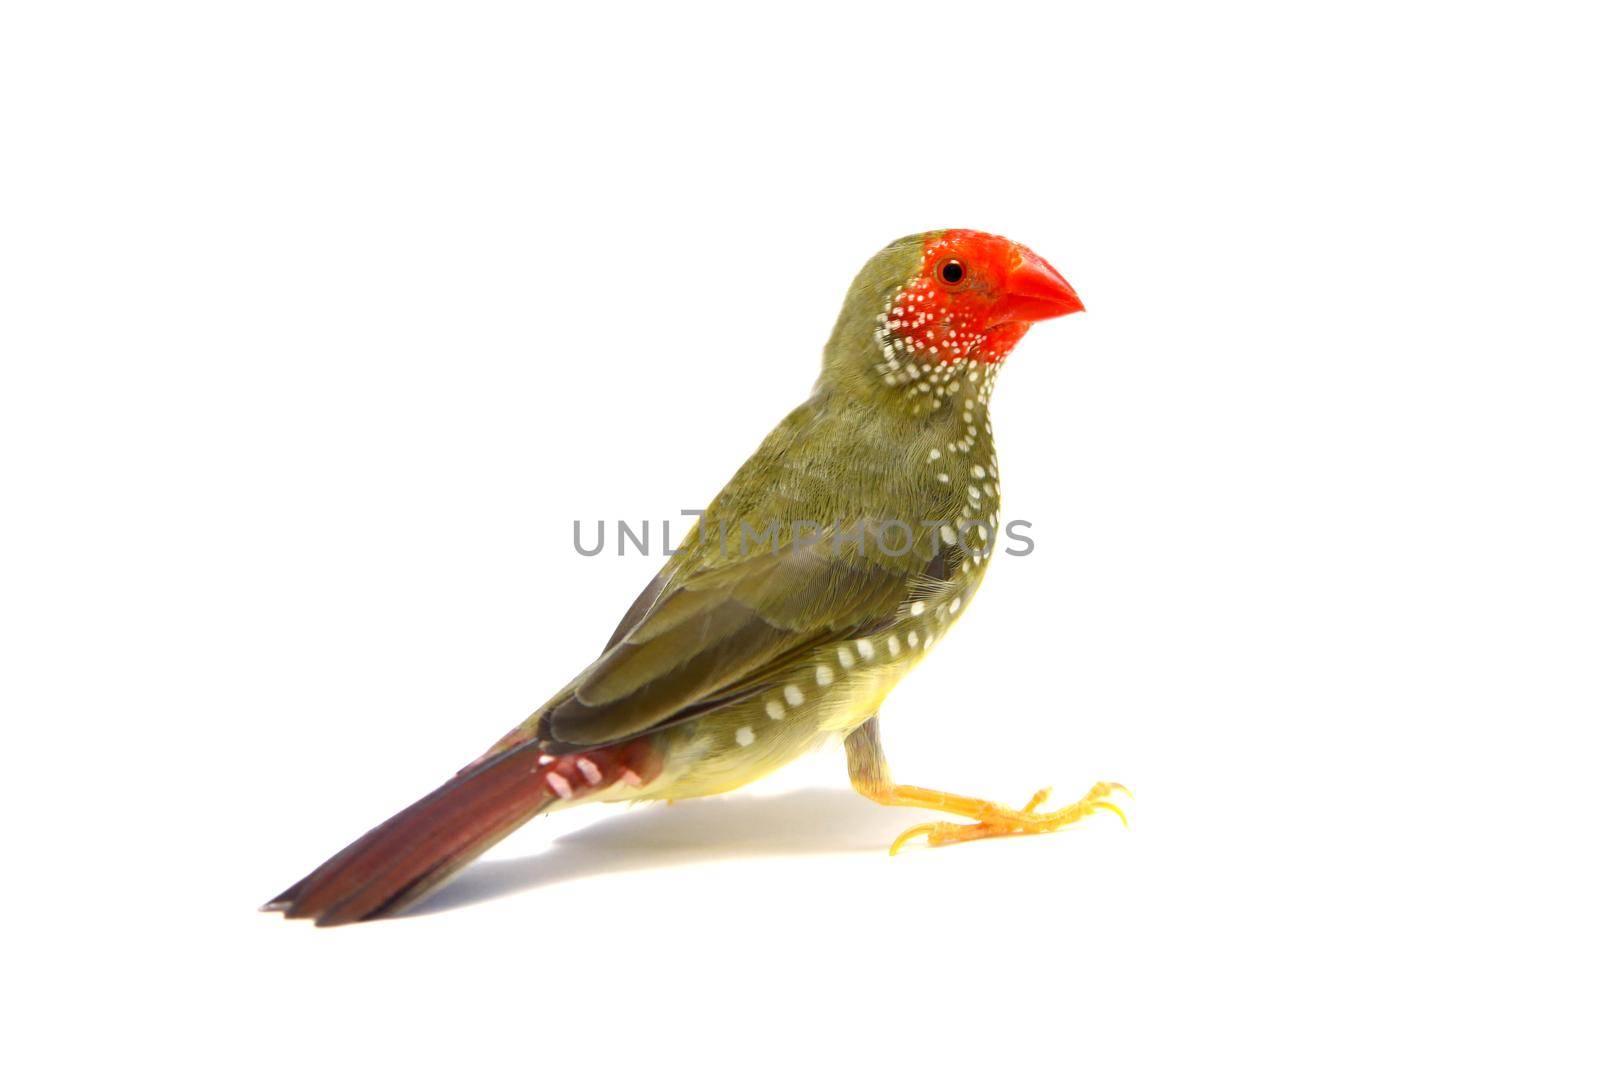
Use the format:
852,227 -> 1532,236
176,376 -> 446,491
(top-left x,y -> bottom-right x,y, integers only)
844,717 -> 1129,854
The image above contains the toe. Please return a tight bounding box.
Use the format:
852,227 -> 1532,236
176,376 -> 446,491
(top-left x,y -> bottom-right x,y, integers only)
1021,787 -> 1053,813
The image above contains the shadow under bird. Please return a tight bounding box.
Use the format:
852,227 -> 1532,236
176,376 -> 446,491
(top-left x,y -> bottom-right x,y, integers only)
266,229 -> 1124,925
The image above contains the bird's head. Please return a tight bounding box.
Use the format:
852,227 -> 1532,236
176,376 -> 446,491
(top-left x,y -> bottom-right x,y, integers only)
825,230 -> 1082,397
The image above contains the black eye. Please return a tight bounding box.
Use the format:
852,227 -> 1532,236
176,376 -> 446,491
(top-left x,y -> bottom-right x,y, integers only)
939,259 -> 965,285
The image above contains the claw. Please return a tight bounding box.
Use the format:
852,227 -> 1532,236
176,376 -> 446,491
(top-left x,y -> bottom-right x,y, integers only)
1021,787 -> 1052,814
890,822 -> 938,855
1093,800 -> 1129,828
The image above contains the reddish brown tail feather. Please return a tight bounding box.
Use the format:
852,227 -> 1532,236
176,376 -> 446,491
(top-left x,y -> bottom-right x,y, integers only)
264,739 -> 658,926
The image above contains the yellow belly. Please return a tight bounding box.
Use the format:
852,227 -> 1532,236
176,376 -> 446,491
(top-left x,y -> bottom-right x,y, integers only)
629,579 -> 982,802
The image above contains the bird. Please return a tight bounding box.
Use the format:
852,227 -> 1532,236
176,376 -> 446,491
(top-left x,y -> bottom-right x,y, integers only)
265,229 -> 1125,925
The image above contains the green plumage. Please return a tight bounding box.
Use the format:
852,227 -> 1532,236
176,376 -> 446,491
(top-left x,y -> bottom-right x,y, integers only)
520,232 -> 1003,795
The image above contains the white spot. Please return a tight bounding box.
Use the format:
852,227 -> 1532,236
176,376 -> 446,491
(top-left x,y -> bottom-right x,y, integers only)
575,757 -> 602,785
907,631 -> 921,648
784,684 -> 804,707
951,597 -> 963,613
620,768 -> 643,787
928,448 -> 941,461
941,525 -> 957,545
766,699 -> 786,720
855,638 -> 875,661
910,601 -> 925,617
816,665 -> 835,686
887,635 -> 902,656
546,772 -> 574,800
937,472 -> 950,483
838,647 -> 856,669
971,464 -> 986,478
735,726 -> 755,747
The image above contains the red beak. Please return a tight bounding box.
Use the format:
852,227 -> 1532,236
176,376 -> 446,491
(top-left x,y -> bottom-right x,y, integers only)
991,248 -> 1084,325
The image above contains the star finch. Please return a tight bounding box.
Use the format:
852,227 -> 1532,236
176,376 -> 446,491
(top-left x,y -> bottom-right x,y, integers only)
267,229 -> 1122,926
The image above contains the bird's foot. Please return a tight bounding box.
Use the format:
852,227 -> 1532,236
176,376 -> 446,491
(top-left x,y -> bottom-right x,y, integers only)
888,781 -> 1130,854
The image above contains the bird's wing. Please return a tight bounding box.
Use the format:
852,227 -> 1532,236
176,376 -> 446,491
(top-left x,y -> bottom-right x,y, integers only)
538,531 -> 948,750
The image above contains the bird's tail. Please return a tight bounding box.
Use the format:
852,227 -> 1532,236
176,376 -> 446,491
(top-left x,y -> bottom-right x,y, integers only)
264,738 -> 658,926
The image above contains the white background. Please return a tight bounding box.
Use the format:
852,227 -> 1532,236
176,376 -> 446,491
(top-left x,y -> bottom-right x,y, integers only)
3,2 -> 1596,1063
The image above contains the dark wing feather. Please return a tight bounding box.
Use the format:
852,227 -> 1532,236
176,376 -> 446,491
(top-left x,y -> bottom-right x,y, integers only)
601,569 -> 670,653
538,541 -> 938,751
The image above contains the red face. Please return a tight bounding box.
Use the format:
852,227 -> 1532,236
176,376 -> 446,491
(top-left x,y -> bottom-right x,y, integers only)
886,230 -> 1083,365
